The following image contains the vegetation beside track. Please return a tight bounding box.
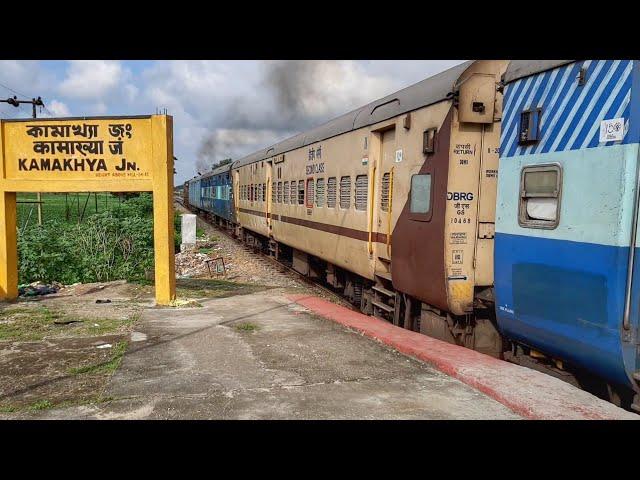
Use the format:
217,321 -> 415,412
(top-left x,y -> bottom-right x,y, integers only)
17,193 -> 181,285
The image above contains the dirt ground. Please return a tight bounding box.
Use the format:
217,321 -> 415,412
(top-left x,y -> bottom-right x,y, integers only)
2,288 -> 522,420
0,281 -> 149,413
0,205 -> 333,416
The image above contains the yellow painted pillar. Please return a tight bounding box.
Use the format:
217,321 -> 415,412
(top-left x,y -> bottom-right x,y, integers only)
0,191 -> 18,301
151,115 -> 176,305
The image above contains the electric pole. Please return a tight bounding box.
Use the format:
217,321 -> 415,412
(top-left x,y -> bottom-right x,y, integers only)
1,95 -> 46,224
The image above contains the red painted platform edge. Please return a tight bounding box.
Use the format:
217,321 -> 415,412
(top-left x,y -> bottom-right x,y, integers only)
286,294 -> 636,420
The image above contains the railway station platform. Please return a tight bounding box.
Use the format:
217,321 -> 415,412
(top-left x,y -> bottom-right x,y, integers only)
288,294 -> 638,420
2,280 -> 636,419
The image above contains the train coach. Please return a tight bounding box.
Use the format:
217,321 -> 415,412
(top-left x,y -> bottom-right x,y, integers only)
185,162 -> 235,230
185,59 -> 640,411
213,59 -> 509,357
495,60 -> 640,408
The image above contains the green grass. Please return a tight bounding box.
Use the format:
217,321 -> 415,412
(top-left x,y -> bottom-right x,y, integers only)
28,400 -> 54,411
85,314 -> 140,336
235,322 -> 259,332
0,305 -> 139,342
16,192 -> 123,229
0,305 -> 64,341
68,341 -> 128,376
0,395 -> 116,415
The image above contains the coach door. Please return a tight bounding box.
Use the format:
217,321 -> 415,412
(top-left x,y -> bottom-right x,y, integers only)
266,159 -> 273,233
378,128 -> 396,260
233,170 -> 240,216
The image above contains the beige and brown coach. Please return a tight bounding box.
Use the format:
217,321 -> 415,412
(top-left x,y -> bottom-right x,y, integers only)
225,60 -> 508,356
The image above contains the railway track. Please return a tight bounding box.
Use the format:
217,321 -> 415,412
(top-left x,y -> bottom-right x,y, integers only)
180,204 -> 355,310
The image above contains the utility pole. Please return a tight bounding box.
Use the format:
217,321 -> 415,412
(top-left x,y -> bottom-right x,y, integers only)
1,96 -> 46,224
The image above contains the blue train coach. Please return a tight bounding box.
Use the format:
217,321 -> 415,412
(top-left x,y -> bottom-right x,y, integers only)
495,60 -> 640,407
186,162 -> 235,228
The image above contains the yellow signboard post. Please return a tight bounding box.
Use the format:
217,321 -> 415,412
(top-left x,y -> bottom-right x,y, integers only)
0,115 -> 176,305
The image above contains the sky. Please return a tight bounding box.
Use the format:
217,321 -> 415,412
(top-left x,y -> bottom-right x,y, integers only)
0,60 -> 465,185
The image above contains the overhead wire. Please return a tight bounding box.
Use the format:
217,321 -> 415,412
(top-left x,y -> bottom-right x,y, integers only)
0,80 -> 29,99
0,78 -> 52,117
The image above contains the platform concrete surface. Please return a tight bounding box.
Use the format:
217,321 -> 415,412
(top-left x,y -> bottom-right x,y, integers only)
288,295 -> 639,420
27,289 -> 521,420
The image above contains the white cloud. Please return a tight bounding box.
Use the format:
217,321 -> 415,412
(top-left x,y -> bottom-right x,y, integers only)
137,60 -> 469,183
0,61 -> 55,98
58,60 -> 125,100
45,99 -> 70,117
0,60 -> 468,183
124,84 -> 139,103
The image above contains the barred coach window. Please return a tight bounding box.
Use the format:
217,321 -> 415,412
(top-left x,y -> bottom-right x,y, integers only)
340,176 -> 351,209
306,178 -> 315,207
283,181 -> 290,204
410,174 -> 432,214
380,172 -> 390,212
355,175 -> 368,211
277,181 -> 282,203
316,178 -> 325,207
519,164 -> 562,229
298,180 -> 305,205
327,177 -> 337,208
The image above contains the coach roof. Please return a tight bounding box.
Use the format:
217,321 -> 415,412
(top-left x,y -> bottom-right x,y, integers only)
503,60 -> 575,84
233,60 -> 474,168
210,162 -> 234,176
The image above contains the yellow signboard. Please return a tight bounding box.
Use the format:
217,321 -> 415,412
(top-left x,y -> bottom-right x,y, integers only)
0,115 -> 176,305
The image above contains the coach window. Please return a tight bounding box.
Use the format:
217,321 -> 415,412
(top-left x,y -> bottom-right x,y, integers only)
306,178 -> 315,207
519,164 -> 562,229
283,181 -> 290,204
340,176 -> 351,209
355,175 -> 368,211
409,174 -> 432,221
298,180 -> 305,205
316,178 -> 325,207
327,177 -> 337,208
277,182 -> 282,203
271,181 -> 276,203
380,172 -> 390,212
